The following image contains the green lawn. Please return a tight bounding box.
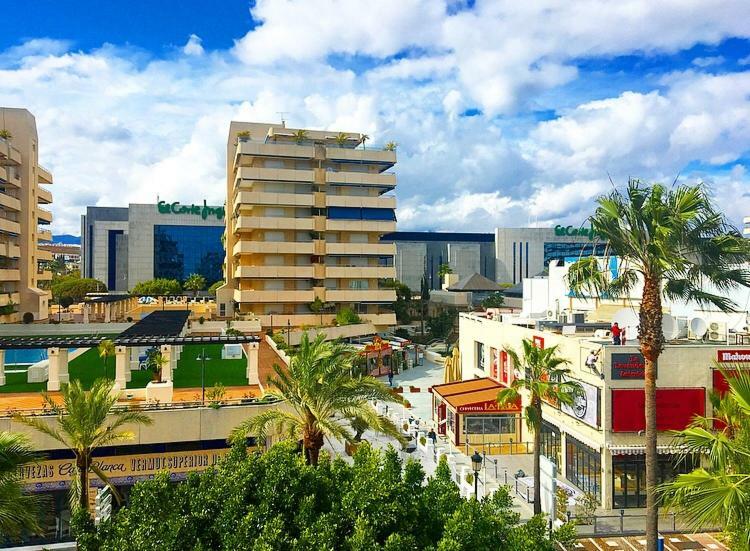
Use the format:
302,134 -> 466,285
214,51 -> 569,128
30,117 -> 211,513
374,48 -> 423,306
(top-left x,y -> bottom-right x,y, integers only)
174,344 -> 248,388
0,343 -> 248,393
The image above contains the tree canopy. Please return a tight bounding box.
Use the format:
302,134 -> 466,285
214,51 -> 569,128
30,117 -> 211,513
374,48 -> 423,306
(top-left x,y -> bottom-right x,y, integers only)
131,278 -> 182,296
183,273 -> 207,293
52,274 -> 106,307
74,442 -> 575,551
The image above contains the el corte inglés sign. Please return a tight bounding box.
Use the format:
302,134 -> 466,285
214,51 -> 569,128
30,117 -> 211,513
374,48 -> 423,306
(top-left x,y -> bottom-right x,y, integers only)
157,200 -> 225,220
553,224 -> 599,241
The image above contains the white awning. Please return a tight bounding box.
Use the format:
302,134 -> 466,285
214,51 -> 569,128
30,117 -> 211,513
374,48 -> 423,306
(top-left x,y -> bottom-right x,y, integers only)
607,444 -> 688,456
562,426 -> 603,452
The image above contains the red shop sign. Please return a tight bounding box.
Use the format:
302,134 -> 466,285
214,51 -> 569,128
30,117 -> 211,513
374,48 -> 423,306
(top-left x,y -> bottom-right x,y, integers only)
457,397 -> 521,414
532,335 -> 545,349
716,349 -> 750,362
611,388 -> 705,432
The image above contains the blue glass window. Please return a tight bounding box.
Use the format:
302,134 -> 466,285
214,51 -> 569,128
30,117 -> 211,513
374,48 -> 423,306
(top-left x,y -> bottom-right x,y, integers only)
327,207 -> 396,221
153,225 -> 224,284
543,242 -> 608,267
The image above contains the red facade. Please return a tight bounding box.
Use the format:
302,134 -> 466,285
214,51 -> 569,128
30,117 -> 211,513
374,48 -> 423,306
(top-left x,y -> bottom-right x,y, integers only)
611,388 -> 706,432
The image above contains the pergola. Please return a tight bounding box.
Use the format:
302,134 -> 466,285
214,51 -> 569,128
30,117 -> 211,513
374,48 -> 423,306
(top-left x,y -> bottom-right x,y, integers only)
0,311 -> 261,397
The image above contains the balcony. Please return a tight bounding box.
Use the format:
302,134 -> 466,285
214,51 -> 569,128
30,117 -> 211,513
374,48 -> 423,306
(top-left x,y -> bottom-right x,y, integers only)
326,219 -> 396,233
234,266 -> 314,279
37,269 -> 52,280
0,219 -> 21,235
38,165 -> 53,184
37,206 -> 53,223
233,289 -> 315,303
325,289 -> 397,303
235,141 -> 314,166
233,191 -> 313,209
235,215 -> 313,232
233,240 -> 314,256
38,229 -> 53,242
0,292 -> 20,307
361,312 -> 397,326
0,243 -> 20,258
234,166 -> 314,184
325,266 -> 395,278
37,248 -> 54,262
325,171 -> 396,187
326,242 -> 395,256
0,140 -> 21,166
0,193 -> 21,212
0,269 -> 20,281
324,146 -> 396,167
326,195 -> 396,209
37,186 -> 53,204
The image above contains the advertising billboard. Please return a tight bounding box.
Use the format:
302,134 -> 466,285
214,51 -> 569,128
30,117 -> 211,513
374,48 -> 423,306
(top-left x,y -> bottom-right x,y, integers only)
611,388 -> 705,432
561,379 -> 600,428
611,353 -> 647,379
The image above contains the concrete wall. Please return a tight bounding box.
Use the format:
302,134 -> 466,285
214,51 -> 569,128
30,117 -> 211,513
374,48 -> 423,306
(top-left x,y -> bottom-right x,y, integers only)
0,323 -> 132,336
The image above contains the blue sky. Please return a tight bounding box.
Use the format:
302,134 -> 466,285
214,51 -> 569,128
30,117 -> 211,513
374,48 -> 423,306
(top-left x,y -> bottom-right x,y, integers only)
1,0 -> 749,234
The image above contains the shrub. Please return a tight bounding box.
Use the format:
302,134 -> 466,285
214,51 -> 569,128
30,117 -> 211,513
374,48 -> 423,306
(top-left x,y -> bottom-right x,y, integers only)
393,327 -> 410,339
199,316 -> 205,324
126,316 -> 133,322
335,307 -> 361,326
206,383 -> 226,409
22,312 -> 34,324
574,491 -> 598,525
465,472 -> 474,485
225,328 -> 243,337
419,436 -> 427,446
208,280 -> 223,296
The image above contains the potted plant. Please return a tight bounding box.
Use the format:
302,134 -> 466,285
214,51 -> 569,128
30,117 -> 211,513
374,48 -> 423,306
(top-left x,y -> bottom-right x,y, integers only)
0,129 -> 12,140
383,141 -> 397,151
147,349 -> 167,383
236,130 -> 251,143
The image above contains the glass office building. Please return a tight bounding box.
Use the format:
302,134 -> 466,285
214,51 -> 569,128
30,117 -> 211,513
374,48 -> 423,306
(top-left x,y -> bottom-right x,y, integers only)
82,202 -> 225,291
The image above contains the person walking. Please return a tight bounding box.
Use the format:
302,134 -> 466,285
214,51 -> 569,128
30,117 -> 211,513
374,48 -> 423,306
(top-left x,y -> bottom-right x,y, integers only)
428,428 -> 437,445
611,322 -> 621,345
387,368 -> 394,387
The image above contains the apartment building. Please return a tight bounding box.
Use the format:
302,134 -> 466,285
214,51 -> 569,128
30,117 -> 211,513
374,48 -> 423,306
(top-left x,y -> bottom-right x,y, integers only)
0,108 -> 53,322
218,122 -> 397,328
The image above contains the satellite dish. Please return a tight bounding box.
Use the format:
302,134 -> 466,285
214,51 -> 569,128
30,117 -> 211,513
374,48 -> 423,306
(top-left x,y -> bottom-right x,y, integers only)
689,317 -> 707,338
661,315 -> 678,340
612,309 -> 639,338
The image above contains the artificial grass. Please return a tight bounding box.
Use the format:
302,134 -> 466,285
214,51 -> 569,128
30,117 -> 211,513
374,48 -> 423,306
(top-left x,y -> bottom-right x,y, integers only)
0,343 -> 248,394
173,344 -> 248,388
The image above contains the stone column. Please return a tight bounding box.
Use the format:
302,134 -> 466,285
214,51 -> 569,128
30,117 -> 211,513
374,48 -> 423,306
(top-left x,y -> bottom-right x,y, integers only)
245,342 -> 260,385
104,303 -> 111,323
160,345 -> 173,382
600,447 -> 612,509
115,346 -> 128,390
0,349 -> 5,386
47,348 -> 69,391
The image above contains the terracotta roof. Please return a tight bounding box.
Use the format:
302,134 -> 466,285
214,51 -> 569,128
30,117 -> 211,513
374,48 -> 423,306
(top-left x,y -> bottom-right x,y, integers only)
432,377 -> 520,412
432,377 -> 500,397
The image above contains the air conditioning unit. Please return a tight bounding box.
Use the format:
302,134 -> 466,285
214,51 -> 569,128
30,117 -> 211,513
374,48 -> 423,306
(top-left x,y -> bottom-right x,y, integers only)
707,321 -> 727,342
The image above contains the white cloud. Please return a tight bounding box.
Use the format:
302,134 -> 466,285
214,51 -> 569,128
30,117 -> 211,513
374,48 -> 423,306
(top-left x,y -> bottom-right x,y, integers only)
692,55 -> 725,67
1,2 -> 750,235
183,34 -> 205,56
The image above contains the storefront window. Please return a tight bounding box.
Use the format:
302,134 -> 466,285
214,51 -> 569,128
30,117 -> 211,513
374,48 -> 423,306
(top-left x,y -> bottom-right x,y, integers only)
565,436 -> 601,497
463,414 -> 518,446
612,454 -> 697,509
540,422 -> 561,466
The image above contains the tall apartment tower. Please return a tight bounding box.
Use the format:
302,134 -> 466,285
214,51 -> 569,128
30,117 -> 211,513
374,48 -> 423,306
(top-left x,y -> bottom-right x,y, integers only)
218,122 -> 397,328
0,108 -> 53,322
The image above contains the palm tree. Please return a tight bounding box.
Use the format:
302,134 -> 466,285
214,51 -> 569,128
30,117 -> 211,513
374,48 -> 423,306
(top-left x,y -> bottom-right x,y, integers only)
98,339 -> 115,378
659,368 -> 750,548
360,133 -> 369,150
231,333 -> 404,465
420,274 -> 430,337
567,179 -> 750,550
383,141 -> 398,151
497,339 -> 582,515
292,129 -> 308,144
14,379 -> 152,511
334,132 -> 349,148
184,273 -> 206,297
0,432 -> 46,537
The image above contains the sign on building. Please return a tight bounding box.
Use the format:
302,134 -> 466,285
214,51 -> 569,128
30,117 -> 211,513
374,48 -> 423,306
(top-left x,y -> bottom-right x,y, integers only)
561,379 -> 600,428
716,349 -> 750,362
611,353 -> 647,379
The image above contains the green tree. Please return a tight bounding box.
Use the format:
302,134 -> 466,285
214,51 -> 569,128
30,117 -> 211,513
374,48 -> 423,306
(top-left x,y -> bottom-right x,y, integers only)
567,180 -> 750,549
52,274 -> 107,307
15,379 -> 153,511
497,339 -> 582,515
659,368 -> 750,548
437,263 -> 453,279
207,280 -> 223,296
231,334 -> 403,465
420,274 -> 430,337
336,306 -> 362,326
131,278 -> 182,296
97,339 -> 115,378
0,432 -> 46,537
481,292 -> 505,309
427,308 -> 457,341
388,280 -> 412,324
183,273 -> 206,296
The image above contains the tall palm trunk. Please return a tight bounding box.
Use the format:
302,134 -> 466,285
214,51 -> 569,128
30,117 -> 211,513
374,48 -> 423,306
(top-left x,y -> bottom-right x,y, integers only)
639,277 -> 663,551
304,429 -> 324,466
532,399 -> 542,515
77,454 -> 90,511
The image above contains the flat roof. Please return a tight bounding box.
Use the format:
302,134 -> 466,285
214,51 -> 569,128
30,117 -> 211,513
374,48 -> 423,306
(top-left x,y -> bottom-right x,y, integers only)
118,311 -> 189,338
381,231 -> 494,243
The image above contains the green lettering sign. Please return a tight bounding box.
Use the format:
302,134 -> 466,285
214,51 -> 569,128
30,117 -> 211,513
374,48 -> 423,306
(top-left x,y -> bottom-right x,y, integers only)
157,200 -> 225,220
553,224 -> 598,241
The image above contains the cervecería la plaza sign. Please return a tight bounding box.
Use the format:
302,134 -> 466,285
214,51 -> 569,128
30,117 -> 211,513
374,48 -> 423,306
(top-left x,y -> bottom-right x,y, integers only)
157,200 -> 225,221
554,224 -> 599,241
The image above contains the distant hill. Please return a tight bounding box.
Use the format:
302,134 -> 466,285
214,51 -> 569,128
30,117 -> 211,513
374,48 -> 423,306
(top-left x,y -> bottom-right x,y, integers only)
51,234 -> 81,245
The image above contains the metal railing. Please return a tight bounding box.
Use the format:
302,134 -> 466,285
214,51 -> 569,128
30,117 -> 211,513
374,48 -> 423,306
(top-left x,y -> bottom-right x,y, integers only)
566,510 -> 719,537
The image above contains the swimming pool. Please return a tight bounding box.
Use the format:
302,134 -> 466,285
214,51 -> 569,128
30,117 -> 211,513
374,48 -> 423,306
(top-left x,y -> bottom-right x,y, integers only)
5,348 -> 75,365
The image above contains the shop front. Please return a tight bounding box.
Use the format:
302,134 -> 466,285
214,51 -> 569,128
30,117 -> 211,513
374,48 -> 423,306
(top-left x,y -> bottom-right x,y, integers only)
431,378 -> 522,452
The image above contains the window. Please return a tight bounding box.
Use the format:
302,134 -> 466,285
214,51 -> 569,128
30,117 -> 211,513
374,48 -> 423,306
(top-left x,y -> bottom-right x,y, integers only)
219,303 -> 226,316
264,159 -> 284,168
543,242 -> 608,267
540,422 -> 561,466
612,454 -> 697,508
265,231 -> 284,242
153,225 -> 223,284
327,207 -> 396,221
264,255 -> 284,266
475,341 -> 486,371
565,436 -> 601,498
265,207 -> 285,217
264,280 -> 284,290
348,279 -> 369,289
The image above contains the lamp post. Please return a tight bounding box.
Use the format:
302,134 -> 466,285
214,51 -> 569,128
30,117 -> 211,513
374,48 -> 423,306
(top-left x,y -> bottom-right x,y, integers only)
197,348 -> 210,404
287,319 -> 291,348
471,450 -> 483,500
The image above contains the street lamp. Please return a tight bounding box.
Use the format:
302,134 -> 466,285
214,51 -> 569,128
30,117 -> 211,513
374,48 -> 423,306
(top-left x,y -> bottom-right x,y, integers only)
471,450 -> 483,500
197,347 -> 211,404
287,319 -> 291,347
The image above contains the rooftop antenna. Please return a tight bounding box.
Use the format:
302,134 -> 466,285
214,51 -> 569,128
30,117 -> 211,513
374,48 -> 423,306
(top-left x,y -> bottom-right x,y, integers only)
276,112 -> 288,128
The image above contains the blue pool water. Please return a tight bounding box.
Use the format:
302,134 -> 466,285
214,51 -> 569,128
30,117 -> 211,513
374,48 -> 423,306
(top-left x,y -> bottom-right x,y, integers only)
5,348 -> 75,365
